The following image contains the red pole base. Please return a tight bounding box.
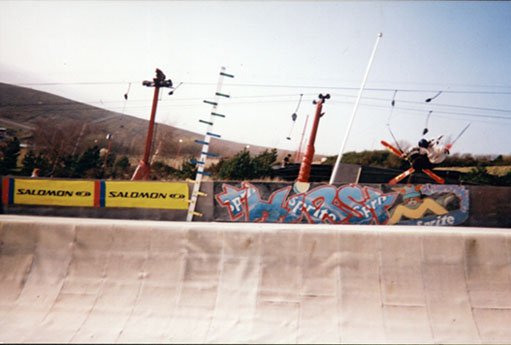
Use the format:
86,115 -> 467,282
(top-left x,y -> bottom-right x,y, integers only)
131,161 -> 150,181
297,147 -> 314,182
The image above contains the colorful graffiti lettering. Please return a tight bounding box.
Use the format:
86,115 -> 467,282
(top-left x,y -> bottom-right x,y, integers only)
216,182 -> 398,224
215,182 -> 469,226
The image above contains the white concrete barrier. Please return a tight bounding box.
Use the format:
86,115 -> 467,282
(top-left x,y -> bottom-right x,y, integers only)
0,215 -> 510,343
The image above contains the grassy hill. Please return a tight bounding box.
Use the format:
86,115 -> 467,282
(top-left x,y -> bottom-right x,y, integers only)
0,82 -> 286,164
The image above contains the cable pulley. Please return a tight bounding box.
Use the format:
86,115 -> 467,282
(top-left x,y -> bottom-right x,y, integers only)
286,93 -> 303,140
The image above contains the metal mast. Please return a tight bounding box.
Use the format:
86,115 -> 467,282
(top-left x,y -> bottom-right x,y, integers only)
186,67 -> 234,221
131,68 -> 173,180
329,33 -> 382,184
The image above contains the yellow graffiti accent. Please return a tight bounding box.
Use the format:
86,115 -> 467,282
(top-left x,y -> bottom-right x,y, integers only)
388,198 -> 448,225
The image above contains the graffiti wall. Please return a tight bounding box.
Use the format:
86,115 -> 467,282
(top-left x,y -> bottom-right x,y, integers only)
214,182 -> 469,226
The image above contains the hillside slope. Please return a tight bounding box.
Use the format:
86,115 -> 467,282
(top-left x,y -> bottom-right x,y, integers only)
0,83 -> 280,160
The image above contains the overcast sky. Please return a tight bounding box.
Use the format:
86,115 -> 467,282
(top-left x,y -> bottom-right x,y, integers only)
1,0 -> 510,156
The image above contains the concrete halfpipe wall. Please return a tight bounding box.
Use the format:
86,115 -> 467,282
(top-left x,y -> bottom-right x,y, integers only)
1,215 -> 510,343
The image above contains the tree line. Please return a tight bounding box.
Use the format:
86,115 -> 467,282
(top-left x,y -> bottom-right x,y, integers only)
1,136 -> 510,185
0,136 -> 280,182
322,150 -> 511,186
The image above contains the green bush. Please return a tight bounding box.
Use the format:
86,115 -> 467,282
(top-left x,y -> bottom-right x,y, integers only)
21,150 -> 51,176
214,149 -> 278,180
0,137 -> 20,175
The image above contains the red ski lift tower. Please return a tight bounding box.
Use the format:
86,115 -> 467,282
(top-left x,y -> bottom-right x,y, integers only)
296,93 -> 330,183
131,68 -> 173,180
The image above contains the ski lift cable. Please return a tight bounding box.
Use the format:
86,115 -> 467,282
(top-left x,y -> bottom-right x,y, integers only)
387,124 -> 405,153
385,90 -> 405,153
385,89 -> 398,125
287,122 -> 296,140
449,123 -> 471,147
286,94 -> 303,140
425,90 -> 443,103
328,92 -> 511,114
106,92 -> 511,116
121,82 -> 131,114
383,90 -> 491,154
172,82 -> 184,93
14,96 -> 510,122
123,83 -> 131,100
422,90 -> 442,135
183,82 -> 511,95
15,79 -> 511,91
15,81 -> 511,97
294,93 -> 304,113
6,93 -> 511,126
423,110 -> 433,135
5,89 -> 511,114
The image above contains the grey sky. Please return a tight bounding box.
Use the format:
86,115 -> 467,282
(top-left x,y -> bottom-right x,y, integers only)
1,1 -> 510,156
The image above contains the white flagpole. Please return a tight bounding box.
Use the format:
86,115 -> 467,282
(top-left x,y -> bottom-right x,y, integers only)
329,32 -> 383,184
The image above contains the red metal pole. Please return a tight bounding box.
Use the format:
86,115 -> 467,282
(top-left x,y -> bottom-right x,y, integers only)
143,86 -> 160,164
131,68 -> 172,181
297,95 -> 328,182
131,86 -> 160,180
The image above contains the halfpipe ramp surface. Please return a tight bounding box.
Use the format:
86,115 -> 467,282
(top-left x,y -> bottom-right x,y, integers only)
0,215 -> 510,343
